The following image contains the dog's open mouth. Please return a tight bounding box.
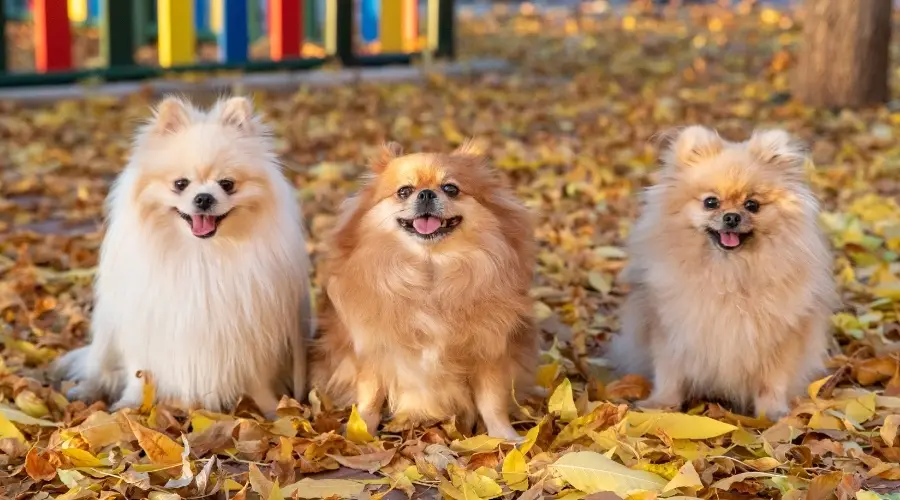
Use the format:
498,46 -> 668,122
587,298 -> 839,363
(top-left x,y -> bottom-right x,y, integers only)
397,214 -> 463,239
707,229 -> 752,250
176,209 -> 231,238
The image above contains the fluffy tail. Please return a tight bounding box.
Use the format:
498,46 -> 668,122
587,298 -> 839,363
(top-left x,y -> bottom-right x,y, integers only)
292,276 -> 316,402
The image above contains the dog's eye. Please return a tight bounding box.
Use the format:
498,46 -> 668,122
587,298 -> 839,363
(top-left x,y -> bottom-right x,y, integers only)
173,178 -> 190,192
397,186 -> 414,199
218,179 -> 235,194
441,184 -> 460,197
703,196 -> 720,210
744,199 -> 760,213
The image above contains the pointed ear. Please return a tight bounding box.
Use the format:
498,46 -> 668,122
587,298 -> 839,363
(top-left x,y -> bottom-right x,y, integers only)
747,129 -> 807,172
453,137 -> 487,157
369,142 -> 403,174
150,96 -> 193,135
661,125 -> 724,169
216,96 -> 257,132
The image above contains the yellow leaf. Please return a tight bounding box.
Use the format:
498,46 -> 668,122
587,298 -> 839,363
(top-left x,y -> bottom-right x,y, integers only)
881,414 -> 899,446
536,363 -> 560,389
550,451 -> 667,496
450,435 -> 505,454
346,405 -> 374,444
856,492 -> 883,500
518,418 -> 544,455
0,412 -> 26,443
808,375 -> 832,403
138,371 -> 156,414
125,415 -> 184,465
808,411 -> 843,431
280,478 -> 365,499
744,457 -> 782,472
73,412 -> 131,450
502,449 -> 528,491
587,272 -> 612,295
249,463 -> 274,499
61,448 -> 108,467
663,461 -> 702,492
0,404 -> 59,427
58,469 -> 85,488
844,397 -> 876,424
625,411 -> 736,439
14,391 -> 49,418
549,378 -> 578,422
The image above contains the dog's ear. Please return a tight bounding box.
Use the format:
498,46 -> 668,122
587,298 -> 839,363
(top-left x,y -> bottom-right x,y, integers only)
150,96 -> 193,135
217,96 -> 257,133
661,125 -> 723,169
369,142 -> 403,174
453,137 -> 487,157
747,129 -> 808,174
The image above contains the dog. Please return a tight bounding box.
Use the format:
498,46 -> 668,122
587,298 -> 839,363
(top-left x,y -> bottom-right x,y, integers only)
610,126 -> 837,420
52,96 -> 313,415
311,141 -> 537,439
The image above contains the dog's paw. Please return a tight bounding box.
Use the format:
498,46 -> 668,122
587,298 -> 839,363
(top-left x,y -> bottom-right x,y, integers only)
66,384 -> 101,405
108,397 -> 141,413
636,397 -> 681,412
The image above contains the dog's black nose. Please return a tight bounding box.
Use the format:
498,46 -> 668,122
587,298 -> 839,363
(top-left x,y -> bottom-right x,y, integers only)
723,212 -> 741,228
417,189 -> 437,201
193,193 -> 216,211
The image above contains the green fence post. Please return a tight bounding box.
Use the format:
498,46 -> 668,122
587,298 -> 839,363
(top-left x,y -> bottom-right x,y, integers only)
305,0 -> 321,44
0,0 -> 6,72
428,0 -> 454,59
102,0 -> 136,67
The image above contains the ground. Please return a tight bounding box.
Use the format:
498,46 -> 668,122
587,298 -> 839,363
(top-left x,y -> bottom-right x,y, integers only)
1,3 -> 900,500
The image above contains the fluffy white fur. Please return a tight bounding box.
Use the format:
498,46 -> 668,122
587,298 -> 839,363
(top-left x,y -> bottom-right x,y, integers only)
610,126 -> 837,420
52,96 -> 312,414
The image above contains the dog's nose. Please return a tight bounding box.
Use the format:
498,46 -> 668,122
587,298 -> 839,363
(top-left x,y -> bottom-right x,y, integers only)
193,193 -> 216,211
417,189 -> 437,201
723,212 -> 741,228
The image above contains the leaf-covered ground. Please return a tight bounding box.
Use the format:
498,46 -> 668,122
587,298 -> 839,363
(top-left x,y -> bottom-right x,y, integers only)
2,3 -> 900,499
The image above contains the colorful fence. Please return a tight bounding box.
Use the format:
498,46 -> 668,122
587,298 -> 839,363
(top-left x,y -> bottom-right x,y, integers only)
0,0 -> 456,87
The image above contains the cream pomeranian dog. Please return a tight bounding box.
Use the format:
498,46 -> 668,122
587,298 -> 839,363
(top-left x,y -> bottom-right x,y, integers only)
52,96 -> 312,414
610,126 -> 837,420
311,142 -> 537,440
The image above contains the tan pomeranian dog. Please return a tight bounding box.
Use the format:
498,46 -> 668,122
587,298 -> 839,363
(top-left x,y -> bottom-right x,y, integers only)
52,96 -> 313,415
610,126 -> 837,420
311,142 -> 537,439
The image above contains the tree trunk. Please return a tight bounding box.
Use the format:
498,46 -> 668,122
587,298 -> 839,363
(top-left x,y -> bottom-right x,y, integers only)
794,0 -> 892,108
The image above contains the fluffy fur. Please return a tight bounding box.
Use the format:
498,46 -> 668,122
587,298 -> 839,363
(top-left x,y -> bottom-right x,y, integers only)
610,126 -> 837,420
311,142 -> 537,439
52,96 -> 313,415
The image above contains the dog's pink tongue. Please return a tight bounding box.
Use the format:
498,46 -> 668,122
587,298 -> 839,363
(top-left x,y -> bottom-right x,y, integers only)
413,216 -> 441,235
191,215 -> 217,236
719,231 -> 740,247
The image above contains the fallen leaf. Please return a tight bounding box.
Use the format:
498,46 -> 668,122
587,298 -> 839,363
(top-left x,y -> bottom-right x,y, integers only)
625,411 -> 737,439
549,378 -> 578,422
125,415 -> 184,466
280,478 -> 365,499
503,448 -> 529,491
881,414 -> 899,446
550,451 -> 667,496
346,405 -> 374,444
663,461 -> 702,492
25,448 -> 56,481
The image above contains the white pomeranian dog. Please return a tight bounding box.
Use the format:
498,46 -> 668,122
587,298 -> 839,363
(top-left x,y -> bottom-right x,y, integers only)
53,96 -> 312,415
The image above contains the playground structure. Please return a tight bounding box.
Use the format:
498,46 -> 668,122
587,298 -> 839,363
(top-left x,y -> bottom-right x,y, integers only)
0,0 -> 455,87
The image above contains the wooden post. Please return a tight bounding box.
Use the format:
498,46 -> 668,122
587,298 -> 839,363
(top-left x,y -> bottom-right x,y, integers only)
325,0 -> 353,64
0,0 -> 6,71
304,0 -> 320,44
427,0 -> 453,59
361,0 -> 377,44
381,0 -> 418,53
794,0 -> 892,108
101,0 -> 134,66
68,0 -> 87,22
33,0 -> 72,72
158,0 -> 196,67
269,0 -> 302,60
220,0 -> 248,62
